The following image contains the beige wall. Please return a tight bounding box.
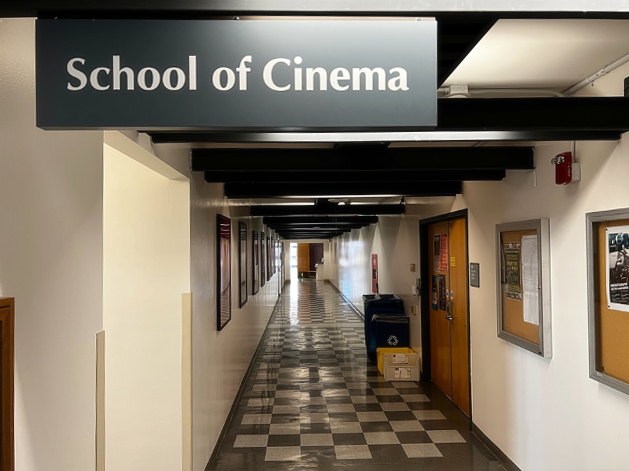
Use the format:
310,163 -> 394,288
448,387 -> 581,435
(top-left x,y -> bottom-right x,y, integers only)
451,62 -> 629,471
103,138 -> 190,470
0,19 -> 104,471
122,133 -> 284,471
327,210 -> 449,352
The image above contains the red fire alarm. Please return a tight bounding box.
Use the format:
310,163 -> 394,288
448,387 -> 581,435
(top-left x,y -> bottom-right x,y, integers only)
551,151 -> 581,185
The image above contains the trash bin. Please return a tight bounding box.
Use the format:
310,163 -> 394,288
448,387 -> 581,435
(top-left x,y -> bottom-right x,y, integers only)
372,314 -> 410,351
362,294 -> 404,360
315,263 -> 324,281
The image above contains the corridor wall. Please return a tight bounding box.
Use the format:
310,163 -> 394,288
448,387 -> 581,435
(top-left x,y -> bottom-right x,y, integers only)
0,19 -> 104,471
103,140 -> 190,471
125,132 -> 283,471
327,209 -> 450,353
449,63 -> 629,471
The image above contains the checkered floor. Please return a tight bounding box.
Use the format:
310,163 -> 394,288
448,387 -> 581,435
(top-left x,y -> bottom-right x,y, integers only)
211,279 -> 505,471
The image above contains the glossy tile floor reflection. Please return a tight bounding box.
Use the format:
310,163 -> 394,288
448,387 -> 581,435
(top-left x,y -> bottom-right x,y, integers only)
210,279 -> 505,471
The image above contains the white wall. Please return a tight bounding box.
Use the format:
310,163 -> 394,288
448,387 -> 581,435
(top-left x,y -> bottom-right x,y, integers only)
450,63 -> 629,471
0,19 -> 104,471
328,210 -> 448,352
103,140 -> 190,471
119,132 -> 284,471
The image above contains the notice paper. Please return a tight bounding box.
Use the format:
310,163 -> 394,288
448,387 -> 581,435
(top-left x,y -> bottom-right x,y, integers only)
392,354 -> 408,364
522,235 -> 540,325
606,226 -> 629,312
504,243 -> 522,300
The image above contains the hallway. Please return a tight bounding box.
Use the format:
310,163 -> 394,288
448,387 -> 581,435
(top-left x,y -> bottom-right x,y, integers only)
211,279 -> 504,471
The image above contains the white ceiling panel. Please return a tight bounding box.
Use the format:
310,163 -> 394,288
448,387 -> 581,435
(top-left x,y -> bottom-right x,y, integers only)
444,19 -> 629,91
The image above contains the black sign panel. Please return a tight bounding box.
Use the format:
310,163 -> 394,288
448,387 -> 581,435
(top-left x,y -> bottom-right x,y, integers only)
36,19 -> 437,130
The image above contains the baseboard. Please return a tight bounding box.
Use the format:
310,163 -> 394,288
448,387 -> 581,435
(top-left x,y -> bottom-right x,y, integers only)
204,293 -> 284,471
471,423 -> 522,471
327,282 -> 365,321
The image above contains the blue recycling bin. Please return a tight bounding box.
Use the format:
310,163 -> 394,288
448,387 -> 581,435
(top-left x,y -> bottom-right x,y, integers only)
372,315 -> 410,349
362,294 -> 404,360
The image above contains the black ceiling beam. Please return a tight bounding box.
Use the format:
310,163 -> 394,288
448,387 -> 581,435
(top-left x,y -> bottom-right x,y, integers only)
224,181 -> 462,198
264,216 -> 378,225
151,97 -> 629,141
152,130 -> 621,144
4,2 -> 629,18
438,97 -> 629,130
204,169 -> 506,183
193,147 -> 533,173
251,204 -> 405,217
277,230 -> 350,236
437,16 -> 497,85
267,224 -> 369,232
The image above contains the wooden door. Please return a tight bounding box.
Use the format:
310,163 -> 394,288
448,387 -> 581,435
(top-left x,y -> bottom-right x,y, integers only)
427,218 -> 470,416
428,222 -> 452,397
0,298 -> 14,471
449,218 -> 470,415
297,243 -> 310,274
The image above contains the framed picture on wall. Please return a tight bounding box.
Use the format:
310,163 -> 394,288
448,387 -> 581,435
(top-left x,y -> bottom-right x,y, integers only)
271,237 -> 276,275
267,235 -> 272,281
260,231 -> 266,287
495,219 -> 552,358
252,230 -> 259,295
587,208 -> 629,395
239,222 -> 248,308
217,214 -> 232,331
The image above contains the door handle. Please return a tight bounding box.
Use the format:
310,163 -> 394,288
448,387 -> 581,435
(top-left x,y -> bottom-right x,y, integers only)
444,315 -> 454,322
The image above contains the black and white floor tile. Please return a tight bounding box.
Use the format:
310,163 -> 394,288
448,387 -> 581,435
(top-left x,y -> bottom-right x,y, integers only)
210,279 -> 505,471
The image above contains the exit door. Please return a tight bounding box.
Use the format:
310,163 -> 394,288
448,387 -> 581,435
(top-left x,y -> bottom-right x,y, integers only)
426,216 -> 470,416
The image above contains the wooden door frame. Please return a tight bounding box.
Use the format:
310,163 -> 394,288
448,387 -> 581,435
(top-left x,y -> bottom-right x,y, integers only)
419,209 -> 472,421
0,297 -> 14,471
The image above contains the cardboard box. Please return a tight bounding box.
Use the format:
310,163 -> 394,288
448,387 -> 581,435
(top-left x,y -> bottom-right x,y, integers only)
382,352 -> 420,382
377,347 -> 414,375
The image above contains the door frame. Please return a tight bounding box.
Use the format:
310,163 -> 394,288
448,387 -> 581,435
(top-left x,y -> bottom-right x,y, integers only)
419,209 -> 472,420
0,297 -> 15,471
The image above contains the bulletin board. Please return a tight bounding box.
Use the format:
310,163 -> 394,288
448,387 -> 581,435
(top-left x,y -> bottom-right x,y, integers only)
496,219 -> 552,358
586,209 -> 629,395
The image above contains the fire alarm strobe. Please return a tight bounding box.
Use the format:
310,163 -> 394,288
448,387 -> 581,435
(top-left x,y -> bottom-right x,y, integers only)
551,151 -> 581,185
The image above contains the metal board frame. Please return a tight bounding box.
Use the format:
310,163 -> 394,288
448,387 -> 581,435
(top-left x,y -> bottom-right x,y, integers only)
586,208 -> 629,395
495,218 -> 552,358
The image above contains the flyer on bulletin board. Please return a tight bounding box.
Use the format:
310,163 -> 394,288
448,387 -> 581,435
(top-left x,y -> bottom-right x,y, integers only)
606,226 -> 629,312
504,242 -> 522,300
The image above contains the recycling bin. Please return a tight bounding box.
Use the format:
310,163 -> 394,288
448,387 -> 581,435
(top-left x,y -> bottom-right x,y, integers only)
372,314 -> 410,351
362,294 -> 404,360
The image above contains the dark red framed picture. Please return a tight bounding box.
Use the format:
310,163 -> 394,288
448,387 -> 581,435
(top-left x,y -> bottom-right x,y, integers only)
217,214 -> 231,331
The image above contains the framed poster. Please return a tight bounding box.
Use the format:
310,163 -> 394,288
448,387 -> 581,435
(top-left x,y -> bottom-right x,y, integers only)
260,231 -> 266,287
217,214 -> 231,331
496,219 -> 551,358
238,222 -> 248,308
267,235 -> 272,281
586,209 -> 629,395
252,230 -> 259,295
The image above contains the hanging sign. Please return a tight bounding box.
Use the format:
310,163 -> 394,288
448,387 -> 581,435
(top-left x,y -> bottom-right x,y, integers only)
36,19 -> 437,130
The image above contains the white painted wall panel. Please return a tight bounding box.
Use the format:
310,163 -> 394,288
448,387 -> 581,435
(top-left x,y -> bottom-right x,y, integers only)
451,62 -> 629,471
103,142 -> 190,471
0,18 -> 104,471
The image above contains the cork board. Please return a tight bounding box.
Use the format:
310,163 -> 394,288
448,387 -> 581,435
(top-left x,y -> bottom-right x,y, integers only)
500,229 -> 540,345
595,219 -> 629,384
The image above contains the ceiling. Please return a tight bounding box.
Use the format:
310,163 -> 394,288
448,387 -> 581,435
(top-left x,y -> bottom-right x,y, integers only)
444,19 -> 629,91
148,18 -> 629,239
